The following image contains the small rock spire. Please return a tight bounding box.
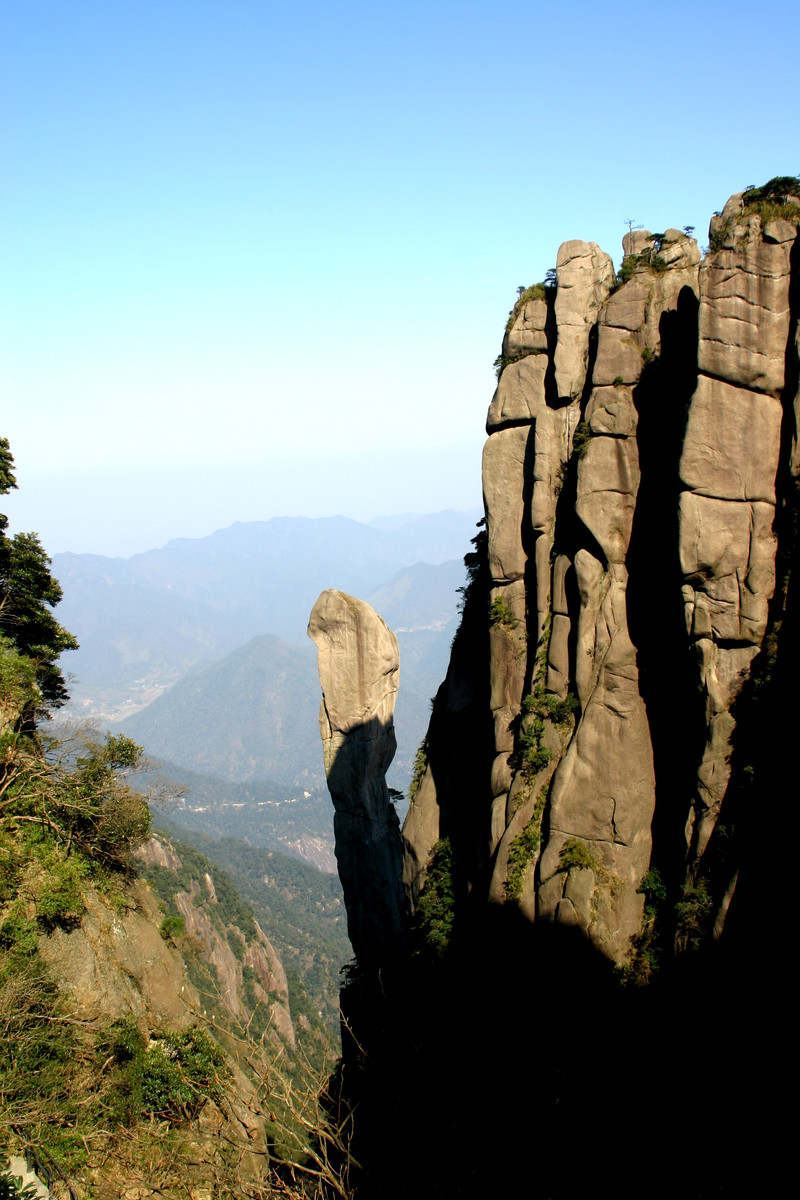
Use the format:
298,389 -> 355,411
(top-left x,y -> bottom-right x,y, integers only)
308,589 -> 408,965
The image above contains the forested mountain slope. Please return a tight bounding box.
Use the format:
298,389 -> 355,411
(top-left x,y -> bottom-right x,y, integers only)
0,443 -> 350,1198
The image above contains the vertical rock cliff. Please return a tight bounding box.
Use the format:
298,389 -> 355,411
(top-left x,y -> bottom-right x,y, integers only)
404,185 -> 799,973
311,180 -> 798,1199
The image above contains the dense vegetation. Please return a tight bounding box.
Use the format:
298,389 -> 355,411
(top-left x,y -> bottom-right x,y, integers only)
0,440 -> 352,1198
149,818 -> 351,1037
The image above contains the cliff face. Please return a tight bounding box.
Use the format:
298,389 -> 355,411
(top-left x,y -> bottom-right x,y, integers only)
135,832 -> 295,1047
403,188 -> 799,969
39,873 -> 201,1032
307,183 -> 798,1200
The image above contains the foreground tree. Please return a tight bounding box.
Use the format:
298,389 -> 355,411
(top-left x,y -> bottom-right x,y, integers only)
0,439 -> 77,720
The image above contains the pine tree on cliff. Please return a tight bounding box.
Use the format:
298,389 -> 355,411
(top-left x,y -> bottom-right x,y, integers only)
0,438 -> 77,717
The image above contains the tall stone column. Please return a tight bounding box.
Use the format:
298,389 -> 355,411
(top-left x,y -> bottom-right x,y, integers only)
308,589 -> 407,965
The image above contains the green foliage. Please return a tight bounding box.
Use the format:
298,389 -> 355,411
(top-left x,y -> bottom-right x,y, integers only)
504,787 -> 548,902
1,935 -> 345,1194
504,281 -> 548,333
0,531 -> 78,712
0,725 -> 155,977
98,1017 -> 226,1124
675,878 -> 713,952
105,1015 -> 146,1062
0,1172 -> 40,1199
0,437 -> 76,716
638,868 -> 667,909
639,233 -> 670,271
493,350 -> 531,378
618,866 -> 670,986
572,420 -> 591,459
489,595 -> 518,630
456,519 -> 487,612
407,738 -> 428,805
32,847 -> 89,926
159,914 -> 186,941
0,914 -> 39,955
616,254 -> 638,286
0,439 -> 16,497
413,838 -> 455,958
139,827 -> 336,1058
522,690 -> 579,726
742,175 -> 800,206
641,345 -> 656,365
135,1027 -> 225,1121
0,639 -> 39,727
708,180 -> 800,257
612,376 -> 625,388
96,788 -> 152,861
146,819 -> 349,1044
71,733 -> 151,857
226,926 -> 246,961
614,233 -> 671,287
142,837 -> 256,943
513,620 -> 577,785
0,948 -> 93,1171
558,838 -> 597,873
744,197 -> 800,226
518,722 -> 552,777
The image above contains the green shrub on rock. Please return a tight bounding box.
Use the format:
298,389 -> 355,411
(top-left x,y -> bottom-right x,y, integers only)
558,838 -> 597,873
413,839 -> 455,958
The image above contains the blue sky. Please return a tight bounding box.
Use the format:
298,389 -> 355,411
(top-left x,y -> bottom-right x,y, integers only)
2,0 -> 798,556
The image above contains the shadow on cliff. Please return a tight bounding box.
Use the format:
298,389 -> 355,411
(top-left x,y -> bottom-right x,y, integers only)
333,895 -> 770,1200
323,716 -> 409,968
627,285 -> 704,891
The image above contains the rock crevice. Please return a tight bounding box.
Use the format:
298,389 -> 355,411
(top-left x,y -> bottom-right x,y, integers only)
403,190 -> 799,965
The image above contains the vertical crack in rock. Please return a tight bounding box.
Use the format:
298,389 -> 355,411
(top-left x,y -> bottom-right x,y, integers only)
679,199 -> 795,868
398,195 -> 798,968
308,589 -> 407,965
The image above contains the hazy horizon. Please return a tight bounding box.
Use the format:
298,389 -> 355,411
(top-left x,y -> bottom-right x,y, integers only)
3,0 -> 797,559
3,445 -> 485,558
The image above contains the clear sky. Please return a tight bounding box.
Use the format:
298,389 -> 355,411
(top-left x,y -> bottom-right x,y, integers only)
2,0 -> 798,557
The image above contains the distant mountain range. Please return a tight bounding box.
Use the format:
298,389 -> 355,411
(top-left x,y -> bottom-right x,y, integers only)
55,509 -> 478,719
54,511 -> 478,830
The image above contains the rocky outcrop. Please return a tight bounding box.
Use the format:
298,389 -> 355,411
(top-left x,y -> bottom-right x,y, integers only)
135,833 -> 295,1047
40,877 -> 199,1030
308,589 -> 407,964
404,188 -> 800,968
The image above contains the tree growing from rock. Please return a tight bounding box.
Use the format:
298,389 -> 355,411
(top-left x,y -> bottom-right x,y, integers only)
0,439 -> 77,721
